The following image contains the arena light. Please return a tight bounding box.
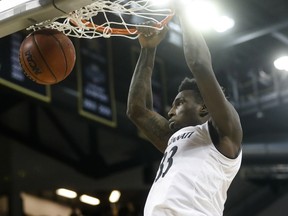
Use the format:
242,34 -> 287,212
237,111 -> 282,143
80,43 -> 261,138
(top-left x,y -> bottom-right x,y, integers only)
56,188 -> 77,199
109,190 -> 121,203
213,15 -> 235,33
184,0 -> 219,31
274,56 -> 288,71
80,194 -> 100,206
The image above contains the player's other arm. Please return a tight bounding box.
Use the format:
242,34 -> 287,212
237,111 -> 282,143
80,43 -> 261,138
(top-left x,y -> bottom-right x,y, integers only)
126,28 -> 172,153
177,10 -> 242,158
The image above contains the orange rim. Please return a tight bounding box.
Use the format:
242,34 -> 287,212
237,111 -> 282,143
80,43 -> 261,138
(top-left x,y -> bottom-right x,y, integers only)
70,13 -> 174,35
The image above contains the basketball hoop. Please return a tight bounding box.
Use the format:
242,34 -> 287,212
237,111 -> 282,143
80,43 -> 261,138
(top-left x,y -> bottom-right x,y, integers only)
27,0 -> 174,39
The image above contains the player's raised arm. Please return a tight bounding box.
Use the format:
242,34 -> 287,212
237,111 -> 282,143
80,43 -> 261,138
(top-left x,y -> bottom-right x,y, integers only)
175,3 -> 242,158
126,26 -> 172,153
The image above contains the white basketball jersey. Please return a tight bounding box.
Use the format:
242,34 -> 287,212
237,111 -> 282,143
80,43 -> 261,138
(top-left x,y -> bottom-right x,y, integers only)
144,121 -> 242,216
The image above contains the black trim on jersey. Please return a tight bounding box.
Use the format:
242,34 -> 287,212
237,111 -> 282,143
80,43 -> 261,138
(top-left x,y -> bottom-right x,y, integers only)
208,120 -> 220,147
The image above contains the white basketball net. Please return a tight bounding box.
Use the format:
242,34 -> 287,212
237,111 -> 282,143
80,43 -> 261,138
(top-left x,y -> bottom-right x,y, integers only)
27,0 -> 173,39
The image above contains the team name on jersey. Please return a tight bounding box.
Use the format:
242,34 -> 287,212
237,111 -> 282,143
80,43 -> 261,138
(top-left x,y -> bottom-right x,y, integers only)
168,131 -> 194,146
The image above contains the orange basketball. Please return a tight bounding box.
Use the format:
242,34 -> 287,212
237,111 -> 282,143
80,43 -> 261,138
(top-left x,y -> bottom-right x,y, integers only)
19,29 -> 76,85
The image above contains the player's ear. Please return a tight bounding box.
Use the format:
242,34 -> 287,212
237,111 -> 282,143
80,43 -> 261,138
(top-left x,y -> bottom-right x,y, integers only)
199,104 -> 208,117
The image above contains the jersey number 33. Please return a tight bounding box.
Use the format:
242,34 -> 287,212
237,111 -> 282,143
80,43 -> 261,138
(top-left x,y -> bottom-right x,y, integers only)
155,146 -> 178,182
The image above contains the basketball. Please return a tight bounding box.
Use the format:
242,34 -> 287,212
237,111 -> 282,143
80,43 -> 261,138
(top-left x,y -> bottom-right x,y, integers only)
19,29 -> 76,85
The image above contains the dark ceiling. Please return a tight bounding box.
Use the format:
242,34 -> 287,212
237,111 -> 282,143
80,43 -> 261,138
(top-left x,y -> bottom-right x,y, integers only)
1,0 -> 288,215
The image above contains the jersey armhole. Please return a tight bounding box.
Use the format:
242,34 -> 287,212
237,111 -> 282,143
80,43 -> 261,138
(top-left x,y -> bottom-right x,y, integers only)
208,120 -> 219,146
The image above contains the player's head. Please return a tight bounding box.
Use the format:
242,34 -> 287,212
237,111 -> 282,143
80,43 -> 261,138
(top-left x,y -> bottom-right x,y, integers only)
167,77 -> 209,131
178,77 -> 204,103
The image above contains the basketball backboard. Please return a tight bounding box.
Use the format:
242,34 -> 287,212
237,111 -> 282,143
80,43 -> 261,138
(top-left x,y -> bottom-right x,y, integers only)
0,0 -> 96,38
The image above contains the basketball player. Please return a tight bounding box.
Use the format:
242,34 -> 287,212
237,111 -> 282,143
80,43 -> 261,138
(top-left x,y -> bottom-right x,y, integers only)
126,6 -> 243,216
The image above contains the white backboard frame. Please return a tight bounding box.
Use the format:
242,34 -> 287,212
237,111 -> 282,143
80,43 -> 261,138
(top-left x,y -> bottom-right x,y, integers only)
0,0 -> 96,38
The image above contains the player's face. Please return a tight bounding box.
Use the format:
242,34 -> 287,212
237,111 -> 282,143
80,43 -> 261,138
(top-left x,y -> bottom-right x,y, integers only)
168,90 -> 203,132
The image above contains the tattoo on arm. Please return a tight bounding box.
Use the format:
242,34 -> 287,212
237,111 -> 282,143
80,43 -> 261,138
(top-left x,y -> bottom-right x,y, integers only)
134,111 -> 172,152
